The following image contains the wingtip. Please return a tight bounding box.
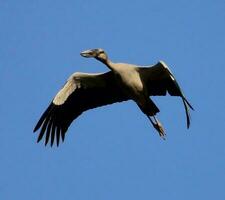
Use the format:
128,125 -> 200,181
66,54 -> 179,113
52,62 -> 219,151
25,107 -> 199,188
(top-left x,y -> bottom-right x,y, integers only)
50,136 -> 55,147
182,98 -> 192,129
33,103 -> 55,133
37,137 -> 41,143
187,121 -> 190,129
184,98 -> 194,111
61,132 -> 65,142
33,126 -> 38,133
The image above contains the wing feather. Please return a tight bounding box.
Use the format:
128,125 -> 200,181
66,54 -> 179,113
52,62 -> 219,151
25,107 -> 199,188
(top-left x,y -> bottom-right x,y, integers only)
51,124 -> 57,146
139,61 -> 194,128
34,71 -> 129,146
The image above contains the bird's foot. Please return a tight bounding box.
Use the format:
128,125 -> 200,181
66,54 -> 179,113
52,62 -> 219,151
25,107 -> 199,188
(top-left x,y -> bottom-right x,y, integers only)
148,115 -> 166,140
153,120 -> 166,140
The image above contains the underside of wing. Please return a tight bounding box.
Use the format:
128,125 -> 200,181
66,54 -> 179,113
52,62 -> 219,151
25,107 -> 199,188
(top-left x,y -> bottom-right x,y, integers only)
33,71 -> 129,146
138,61 -> 194,128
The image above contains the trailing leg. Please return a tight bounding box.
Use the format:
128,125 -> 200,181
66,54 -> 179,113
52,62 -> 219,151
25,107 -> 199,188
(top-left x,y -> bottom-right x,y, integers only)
147,115 -> 166,139
137,97 -> 165,139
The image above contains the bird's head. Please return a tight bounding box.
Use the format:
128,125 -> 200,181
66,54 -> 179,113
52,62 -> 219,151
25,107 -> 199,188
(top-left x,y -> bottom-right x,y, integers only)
80,48 -> 108,62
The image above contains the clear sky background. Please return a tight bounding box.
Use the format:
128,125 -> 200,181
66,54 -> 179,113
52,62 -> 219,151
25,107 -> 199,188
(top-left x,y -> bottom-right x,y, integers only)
1,0 -> 225,199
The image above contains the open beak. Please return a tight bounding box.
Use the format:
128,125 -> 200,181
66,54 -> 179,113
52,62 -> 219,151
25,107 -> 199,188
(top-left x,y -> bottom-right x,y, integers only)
80,49 -> 95,58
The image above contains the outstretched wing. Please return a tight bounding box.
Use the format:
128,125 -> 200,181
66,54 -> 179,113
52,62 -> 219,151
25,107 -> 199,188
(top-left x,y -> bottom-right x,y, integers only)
138,61 -> 194,128
33,71 -> 129,146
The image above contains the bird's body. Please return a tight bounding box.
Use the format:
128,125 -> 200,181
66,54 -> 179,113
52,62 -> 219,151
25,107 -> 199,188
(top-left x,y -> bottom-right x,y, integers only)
110,63 -> 145,100
34,48 -> 194,146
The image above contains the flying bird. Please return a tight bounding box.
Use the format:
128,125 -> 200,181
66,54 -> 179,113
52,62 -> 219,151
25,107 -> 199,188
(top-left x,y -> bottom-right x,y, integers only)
34,48 -> 194,146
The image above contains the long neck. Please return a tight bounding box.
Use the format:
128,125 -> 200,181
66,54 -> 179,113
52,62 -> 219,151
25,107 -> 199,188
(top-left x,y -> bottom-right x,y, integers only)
96,57 -> 115,71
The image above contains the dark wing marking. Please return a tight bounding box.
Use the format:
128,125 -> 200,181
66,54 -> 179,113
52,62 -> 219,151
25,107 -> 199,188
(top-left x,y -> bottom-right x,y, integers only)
34,71 -> 129,146
138,61 -> 194,128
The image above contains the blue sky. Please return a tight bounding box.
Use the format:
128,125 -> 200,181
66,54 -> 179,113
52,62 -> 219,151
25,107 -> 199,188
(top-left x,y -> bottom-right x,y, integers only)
1,0 -> 225,199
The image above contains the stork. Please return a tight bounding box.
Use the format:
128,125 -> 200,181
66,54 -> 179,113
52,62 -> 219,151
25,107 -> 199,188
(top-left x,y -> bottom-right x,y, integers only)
34,48 -> 194,146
